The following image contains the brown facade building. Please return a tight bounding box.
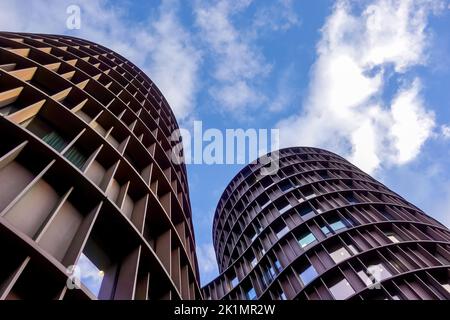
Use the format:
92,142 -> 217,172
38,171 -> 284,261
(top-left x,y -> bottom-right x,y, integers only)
203,147 -> 450,300
0,32 -> 201,300
1,31 -> 449,302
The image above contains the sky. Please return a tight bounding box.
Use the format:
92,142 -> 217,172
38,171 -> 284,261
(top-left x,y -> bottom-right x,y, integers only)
1,0 -> 449,286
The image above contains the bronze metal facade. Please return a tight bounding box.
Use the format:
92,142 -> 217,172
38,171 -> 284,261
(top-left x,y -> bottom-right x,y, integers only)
203,147 -> 450,300
0,32 -> 201,300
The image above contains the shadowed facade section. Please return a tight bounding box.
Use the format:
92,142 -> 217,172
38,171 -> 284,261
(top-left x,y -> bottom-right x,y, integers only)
203,147 -> 450,300
0,31 -> 200,300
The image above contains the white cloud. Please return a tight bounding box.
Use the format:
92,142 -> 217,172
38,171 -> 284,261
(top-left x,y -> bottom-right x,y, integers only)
195,0 -> 272,112
210,81 -> 264,111
139,5 -> 201,121
277,0 -> 441,174
440,124 -> 450,139
0,0 -> 200,121
389,79 -> 435,164
196,242 -> 218,283
252,0 -> 300,33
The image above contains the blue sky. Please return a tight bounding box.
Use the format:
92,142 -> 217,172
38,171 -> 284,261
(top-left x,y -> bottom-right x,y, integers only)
1,0 -> 450,286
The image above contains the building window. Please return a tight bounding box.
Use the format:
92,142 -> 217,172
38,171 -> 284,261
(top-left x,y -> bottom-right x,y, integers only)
329,245 -> 351,263
328,277 -> 355,300
274,258 -> 282,272
256,221 -> 264,233
249,229 -> 257,243
302,187 -> 315,200
27,117 -> 70,152
261,176 -> 273,188
345,193 -> 359,205
64,145 -> 87,169
379,208 -> 395,221
275,224 -> 289,239
298,203 -> 315,219
268,265 -> 276,278
320,222 -> 331,235
279,203 -> 292,215
298,230 -> 316,248
245,286 -> 257,300
262,265 -> 275,288
230,275 -> 239,288
299,263 -> 318,286
329,218 -> 348,232
357,262 -> 392,287
250,255 -> 258,268
385,232 -> 400,243
258,194 -> 271,210
280,180 -> 293,192
368,262 -> 392,281
78,253 -> 105,297
319,171 -> 330,180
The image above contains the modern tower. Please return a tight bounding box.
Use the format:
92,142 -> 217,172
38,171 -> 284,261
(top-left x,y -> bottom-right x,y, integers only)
203,147 -> 450,300
0,32 -> 201,300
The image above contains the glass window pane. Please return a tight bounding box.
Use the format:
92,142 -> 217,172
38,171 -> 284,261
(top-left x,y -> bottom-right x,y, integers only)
367,262 -> 392,282
358,262 -> 392,287
329,246 -> 351,263
298,204 -> 315,219
246,287 -> 257,300
298,232 -> 316,248
250,256 -> 258,268
330,219 -> 346,231
280,180 -> 293,192
65,145 -> 87,169
345,194 -> 359,204
319,171 -> 330,179
231,276 -> 239,288
78,253 -> 104,297
274,259 -> 282,272
321,224 -> 331,235
269,265 -> 276,277
303,189 -> 315,199
385,232 -> 400,243
276,225 -> 289,239
279,203 -> 292,214
299,264 -> 318,285
262,266 -> 275,288
329,277 -> 355,300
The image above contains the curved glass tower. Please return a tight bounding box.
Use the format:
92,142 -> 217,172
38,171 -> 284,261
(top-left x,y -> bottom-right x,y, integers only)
203,147 -> 450,300
0,32 -> 200,300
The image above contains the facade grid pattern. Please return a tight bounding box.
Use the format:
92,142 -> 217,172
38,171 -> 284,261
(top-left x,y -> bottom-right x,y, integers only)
0,32 -> 200,300
203,147 -> 450,300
